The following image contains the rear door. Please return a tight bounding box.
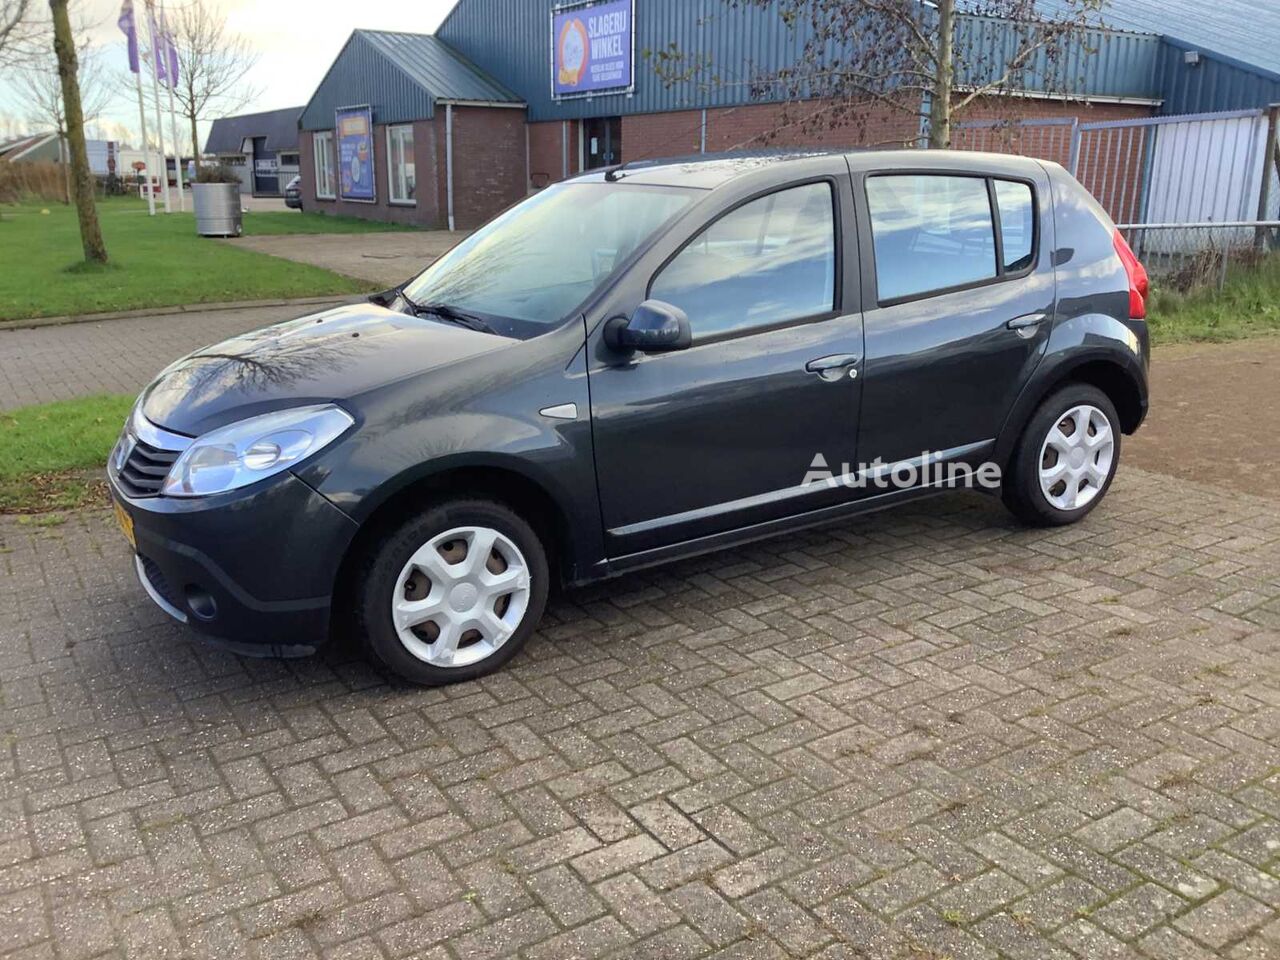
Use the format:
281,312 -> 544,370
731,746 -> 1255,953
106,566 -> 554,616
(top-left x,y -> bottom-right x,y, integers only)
587,166 -> 865,558
851,162 -> 1056,470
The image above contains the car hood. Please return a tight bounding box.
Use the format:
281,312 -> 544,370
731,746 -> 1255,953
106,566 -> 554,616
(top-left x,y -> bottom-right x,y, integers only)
141,303 -> 514,436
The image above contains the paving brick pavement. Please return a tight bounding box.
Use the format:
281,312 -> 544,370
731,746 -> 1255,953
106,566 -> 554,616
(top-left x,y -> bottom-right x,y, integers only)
0,304 -> 326,411
1,468 -> 1278,959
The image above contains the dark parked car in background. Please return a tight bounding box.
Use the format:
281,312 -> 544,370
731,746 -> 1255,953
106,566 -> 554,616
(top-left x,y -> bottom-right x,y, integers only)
108,150 -> 1150,684
284,175 -> 303,209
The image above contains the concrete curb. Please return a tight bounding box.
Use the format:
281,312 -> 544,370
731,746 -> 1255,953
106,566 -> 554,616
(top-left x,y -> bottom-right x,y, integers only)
0,294 -> 366,332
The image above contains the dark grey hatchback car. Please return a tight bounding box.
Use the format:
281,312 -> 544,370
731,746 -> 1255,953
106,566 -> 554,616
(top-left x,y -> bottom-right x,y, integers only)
109,150 -> 1150,684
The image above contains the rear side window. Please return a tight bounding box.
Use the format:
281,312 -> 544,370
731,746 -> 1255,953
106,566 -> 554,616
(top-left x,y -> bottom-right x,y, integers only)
866,174 -> 1037,303
994,180 -> 1035,272
651,182 -> 836,338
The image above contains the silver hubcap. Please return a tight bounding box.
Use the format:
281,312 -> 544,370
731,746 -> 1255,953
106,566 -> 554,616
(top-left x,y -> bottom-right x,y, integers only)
392,526 -> 531,668
1038,404 -> 1115,511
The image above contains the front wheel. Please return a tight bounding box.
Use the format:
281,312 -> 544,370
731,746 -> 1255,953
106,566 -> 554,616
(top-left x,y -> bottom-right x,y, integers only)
1003,384 -> 1121,527
356,499 -> 549,685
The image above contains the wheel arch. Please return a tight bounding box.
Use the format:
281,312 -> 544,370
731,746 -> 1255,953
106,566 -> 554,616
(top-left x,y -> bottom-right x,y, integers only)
995,347 -> 1146,470
329,461 -> 579,641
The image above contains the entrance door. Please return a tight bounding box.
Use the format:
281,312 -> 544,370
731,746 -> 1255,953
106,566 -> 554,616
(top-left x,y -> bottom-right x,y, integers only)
252,136 -> 279,195
587,173 -> 864,558
584,117 -> 622,169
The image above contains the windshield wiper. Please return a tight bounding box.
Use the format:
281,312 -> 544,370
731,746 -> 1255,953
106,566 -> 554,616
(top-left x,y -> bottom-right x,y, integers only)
400,295 -> 498,335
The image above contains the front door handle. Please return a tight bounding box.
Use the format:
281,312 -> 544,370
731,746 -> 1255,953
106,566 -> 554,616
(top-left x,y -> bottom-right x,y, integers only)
805,354 -> 861,381
1007,313 -> 1048,333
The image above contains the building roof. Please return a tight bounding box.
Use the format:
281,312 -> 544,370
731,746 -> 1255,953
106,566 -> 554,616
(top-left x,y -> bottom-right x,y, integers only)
356,30 -> 523,105
1037,0 -> 1280,79
0,133 -> 55,162
204,107 -> 303,156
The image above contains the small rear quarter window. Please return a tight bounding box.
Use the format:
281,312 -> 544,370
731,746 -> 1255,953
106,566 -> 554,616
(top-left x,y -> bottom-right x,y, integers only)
994,180 -> 1035,272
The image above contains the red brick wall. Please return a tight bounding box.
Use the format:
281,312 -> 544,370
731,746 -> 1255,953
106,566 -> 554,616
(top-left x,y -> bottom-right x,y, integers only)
621,100 -> 922,166
438,106 -> 527,229
528,120 -> 581,190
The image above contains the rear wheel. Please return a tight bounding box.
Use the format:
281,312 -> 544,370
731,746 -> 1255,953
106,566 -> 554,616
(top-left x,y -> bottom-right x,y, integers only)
1003,384 -> 1121,527
356,499 -> 549,685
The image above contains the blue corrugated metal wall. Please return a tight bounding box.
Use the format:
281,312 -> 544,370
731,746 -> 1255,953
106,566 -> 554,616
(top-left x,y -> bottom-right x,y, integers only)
438,0 -> 1165,123
1155,39 -> 1280,115
300,33 -> 437,131
954,17 -> 1160,101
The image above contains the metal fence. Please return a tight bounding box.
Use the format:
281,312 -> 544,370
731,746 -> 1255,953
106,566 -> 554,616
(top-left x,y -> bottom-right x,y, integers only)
950,104 -> 1280,289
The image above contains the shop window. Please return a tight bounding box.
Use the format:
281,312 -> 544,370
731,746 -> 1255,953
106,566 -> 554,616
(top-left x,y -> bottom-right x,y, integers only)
387,124 -> 415,205
313,131 -> 335,199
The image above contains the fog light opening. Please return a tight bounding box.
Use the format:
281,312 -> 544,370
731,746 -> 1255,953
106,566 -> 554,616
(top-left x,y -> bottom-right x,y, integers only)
184,586 -> 218,622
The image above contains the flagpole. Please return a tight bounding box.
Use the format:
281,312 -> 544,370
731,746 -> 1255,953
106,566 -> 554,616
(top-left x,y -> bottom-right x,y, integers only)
120,0 -> 154,216
133,67 -> 155,216
145,0 -> 171,213
161,3 -> 184,210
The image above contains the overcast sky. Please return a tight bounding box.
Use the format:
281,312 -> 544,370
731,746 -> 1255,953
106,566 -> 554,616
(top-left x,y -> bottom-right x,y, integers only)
0,0 -> 462,145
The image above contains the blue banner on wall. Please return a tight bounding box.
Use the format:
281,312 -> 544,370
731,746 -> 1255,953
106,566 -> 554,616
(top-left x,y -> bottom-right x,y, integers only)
552,0 -> 634,99
336,105 -> 375,202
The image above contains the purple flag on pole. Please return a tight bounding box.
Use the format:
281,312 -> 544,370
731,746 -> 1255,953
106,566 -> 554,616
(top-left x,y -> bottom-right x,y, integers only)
118,0 -> 139,73
163,16 -> 179,86
149,11 -> 167,84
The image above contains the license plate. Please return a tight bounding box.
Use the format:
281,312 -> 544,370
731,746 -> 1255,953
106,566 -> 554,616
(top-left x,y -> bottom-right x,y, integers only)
112,497 -> 136,550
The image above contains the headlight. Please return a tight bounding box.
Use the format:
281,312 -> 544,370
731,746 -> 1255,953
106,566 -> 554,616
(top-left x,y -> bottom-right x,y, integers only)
161,404 -> 354,498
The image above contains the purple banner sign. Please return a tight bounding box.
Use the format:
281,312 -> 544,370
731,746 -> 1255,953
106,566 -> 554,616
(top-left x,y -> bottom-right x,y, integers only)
552,0 -> 634,99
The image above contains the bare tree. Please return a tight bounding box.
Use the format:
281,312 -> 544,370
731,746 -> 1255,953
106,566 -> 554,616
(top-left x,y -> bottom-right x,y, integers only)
650,0 -> 1108,150
49,0 -> 105,262
0,0 -> 46,68
169,0 -> 260,160
17,24 -> 110,200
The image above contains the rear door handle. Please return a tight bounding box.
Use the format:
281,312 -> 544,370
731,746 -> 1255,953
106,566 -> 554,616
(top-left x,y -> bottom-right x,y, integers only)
1007,313 -> 1048,331
805,354 -> 861,381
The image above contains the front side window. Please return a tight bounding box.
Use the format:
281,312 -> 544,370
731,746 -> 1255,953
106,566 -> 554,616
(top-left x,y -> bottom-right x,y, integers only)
313,131 -> 335,199
866,175 -> 996,302
650,182 -> 836,338
402,182 -> 696,333
387,124 -> 415,204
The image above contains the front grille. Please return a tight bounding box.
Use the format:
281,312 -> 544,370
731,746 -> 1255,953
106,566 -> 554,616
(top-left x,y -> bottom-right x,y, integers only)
117,438 -> 180,498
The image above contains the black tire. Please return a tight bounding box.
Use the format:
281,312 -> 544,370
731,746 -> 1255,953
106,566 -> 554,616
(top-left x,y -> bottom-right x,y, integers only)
1002,383 -> 1122,527
356,499 -> 549,685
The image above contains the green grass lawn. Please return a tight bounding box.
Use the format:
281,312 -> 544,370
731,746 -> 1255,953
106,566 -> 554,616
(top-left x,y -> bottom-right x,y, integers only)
0,395 -> 133,513
0,196 -> 388,320
1147,253 -> 1280,344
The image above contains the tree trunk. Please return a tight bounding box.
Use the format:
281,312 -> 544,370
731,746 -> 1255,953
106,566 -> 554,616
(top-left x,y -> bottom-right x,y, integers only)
189,112 -> 199,170
929,0 -> 955,149
49,0 -> 107,263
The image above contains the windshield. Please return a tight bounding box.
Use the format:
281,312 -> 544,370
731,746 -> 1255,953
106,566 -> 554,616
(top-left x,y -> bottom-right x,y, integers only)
402,181 -> 698,334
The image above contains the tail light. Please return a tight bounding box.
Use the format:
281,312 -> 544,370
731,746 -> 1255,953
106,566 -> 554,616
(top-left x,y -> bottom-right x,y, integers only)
1112,231 -> 1149,320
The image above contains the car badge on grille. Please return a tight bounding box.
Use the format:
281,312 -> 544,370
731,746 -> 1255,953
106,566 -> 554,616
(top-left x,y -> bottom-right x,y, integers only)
114,433 -> 137,472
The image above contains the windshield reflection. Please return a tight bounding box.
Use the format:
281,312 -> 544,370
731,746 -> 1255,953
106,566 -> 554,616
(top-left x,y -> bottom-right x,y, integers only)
402,182 -> 696,332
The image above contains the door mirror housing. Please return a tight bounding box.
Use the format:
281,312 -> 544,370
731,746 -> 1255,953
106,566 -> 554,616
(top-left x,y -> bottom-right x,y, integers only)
605,300 -> 692,353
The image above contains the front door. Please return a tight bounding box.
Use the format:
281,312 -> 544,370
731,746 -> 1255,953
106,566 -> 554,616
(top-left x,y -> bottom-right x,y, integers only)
252,136 -> 279,195
588,172 -> 865,559
584,117 -> 622,170
854,168 -> 1055,470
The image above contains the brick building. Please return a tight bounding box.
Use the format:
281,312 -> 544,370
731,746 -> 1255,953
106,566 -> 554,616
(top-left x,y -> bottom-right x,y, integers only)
295,0 -> 1280,230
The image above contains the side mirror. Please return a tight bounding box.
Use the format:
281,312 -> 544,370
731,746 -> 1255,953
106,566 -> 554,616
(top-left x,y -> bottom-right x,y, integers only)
604,299 -> 692,353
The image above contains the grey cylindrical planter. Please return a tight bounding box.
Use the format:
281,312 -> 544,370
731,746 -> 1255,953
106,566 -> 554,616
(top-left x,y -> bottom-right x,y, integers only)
192,182 -> 243,237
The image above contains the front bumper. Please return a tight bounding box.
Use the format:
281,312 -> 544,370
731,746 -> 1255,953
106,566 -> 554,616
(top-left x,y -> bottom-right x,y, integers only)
109,471 -> 360,654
